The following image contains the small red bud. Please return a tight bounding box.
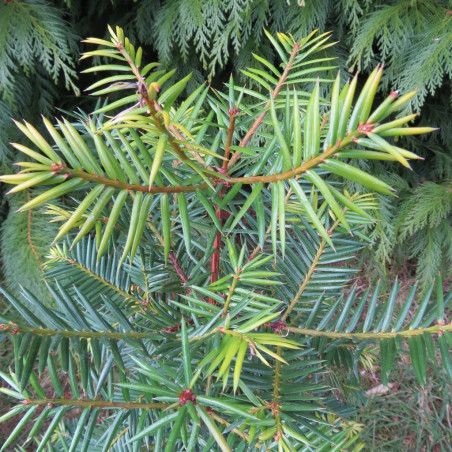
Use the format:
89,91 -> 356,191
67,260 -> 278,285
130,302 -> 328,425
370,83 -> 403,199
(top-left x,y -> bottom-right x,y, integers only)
179,389 -> 196,405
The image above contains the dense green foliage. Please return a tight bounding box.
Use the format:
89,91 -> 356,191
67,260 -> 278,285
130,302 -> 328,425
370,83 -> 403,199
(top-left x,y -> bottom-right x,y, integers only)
0,26 -> 450,451
1,0 -> 452,300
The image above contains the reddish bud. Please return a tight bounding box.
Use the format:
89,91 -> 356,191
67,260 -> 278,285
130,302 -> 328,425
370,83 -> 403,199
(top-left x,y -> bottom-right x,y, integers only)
264,320 -> 287,335
358,122 -> 375,134
179,388 -> 196,405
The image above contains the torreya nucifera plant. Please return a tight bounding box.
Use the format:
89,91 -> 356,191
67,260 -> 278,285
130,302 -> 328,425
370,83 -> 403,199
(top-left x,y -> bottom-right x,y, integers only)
0,26 -> 451,451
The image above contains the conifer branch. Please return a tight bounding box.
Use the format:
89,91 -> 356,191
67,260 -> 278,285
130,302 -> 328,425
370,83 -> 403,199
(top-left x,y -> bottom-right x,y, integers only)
44,254 -> 156,312
22,399 -> 168,410
228,41 -> 303,169
288,324 -> 452,339
284,217 -> 342,324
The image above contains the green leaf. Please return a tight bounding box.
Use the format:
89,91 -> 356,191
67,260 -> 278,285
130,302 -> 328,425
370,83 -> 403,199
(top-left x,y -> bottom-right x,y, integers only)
71,186 -> 116,247
410,284 -> 434,329
54,185 -> 105,243
439,333 -> 452,382
329,186 -> 373,220
83,64 -> 132,73
264,29 -> 288,63
6,171 -> 55,195
197,396 -> 257,420
119,191 -> 143,265
130,193 -> 154,261
159,73 -> 192,111
277,181 -> 286,256
149,134 -> 168,187
97,189 -> 129,258
230,182 -> 264,230
377,280 -> 397,332
61,120 -> 103,175
164,406 -> 186,452
366,133 -> 411,168
195,190 -> 222,231
160,193 -> 171,264
380,338 -> 396,385
242,70 -> 273,91
252,53 -> 281,77
233,341 -> 248,394
196,406 -> 232,452
19,178 -> 88,211
271,182 -> 279,256
129,412 -> 179,443
207,337 -> 232,376
68,408 -> 91,452
10,143 -> 53,166
289,180 -> 334,249
36,406 -> 66,452
303,79 -> 320,161
181,318 -> 192,388
348,65 -> 382,131
177,193 -> 192,257
1,406 -> 37,451
325,72 -> 341,149
292,87 -> 302,167
321,159 -> 393,195
408,335 -> 427,386
80,409 -> 99,452
236,310 -> 280,334
270,95 -> 291,171
20,336 -> 41,391
337,74 -> 357,140
304,171 -> 350,231
283,424 -> 312,447
362,282 -> 380,333
217,337 -> 241,380
381,90 -> 417,120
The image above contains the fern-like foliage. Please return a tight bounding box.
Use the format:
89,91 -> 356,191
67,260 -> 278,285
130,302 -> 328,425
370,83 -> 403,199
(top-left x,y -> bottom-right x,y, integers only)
0,26 -> 450,451
0,0 -> 79,160
360,175 -> 452,288
348,1 -> 452,111
395,180 -> 452,286
0,195 -> 57,304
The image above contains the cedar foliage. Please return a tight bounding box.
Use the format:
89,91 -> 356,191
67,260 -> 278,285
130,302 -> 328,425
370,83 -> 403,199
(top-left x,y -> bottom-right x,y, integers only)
0,26 -> 451,451
0,0 -> 79,160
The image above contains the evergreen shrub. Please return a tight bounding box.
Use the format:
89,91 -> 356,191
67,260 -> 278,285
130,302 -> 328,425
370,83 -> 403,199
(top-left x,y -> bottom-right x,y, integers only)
0,26 -> 451,451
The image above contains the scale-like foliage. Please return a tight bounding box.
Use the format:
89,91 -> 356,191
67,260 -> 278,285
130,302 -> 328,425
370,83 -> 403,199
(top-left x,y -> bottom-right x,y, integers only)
395,180 -> 452,285
0,26 -> 450,451
0,0 -> 79,159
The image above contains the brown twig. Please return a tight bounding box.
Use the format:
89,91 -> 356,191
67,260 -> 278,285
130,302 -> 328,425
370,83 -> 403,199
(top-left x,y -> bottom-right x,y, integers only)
227,41 -> 302,169
22,398 -> 167,410
44,133 -> 356,196
282,217 -> 342,324
209,108 -> 238,302
115,39 -> 209,170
